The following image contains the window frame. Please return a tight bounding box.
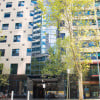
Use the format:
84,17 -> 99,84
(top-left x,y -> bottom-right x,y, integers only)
12,49 -> 19,56
15,23 -> 22,29
10,64 -> 18,74
13,35 -> 21,42
2,24 -> 9,30
0,49 -> 5,56
6,2 -> 12,8
4,12 -> 10,18
18,1 -> 25,7
17,11 -> 23,17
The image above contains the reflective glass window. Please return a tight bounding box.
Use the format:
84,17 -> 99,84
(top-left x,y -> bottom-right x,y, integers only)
31,0 -> 37,6
0,64 -> 3,74
10,64 -> 18,74
2,24 -> 9,30
26,64 -> 31,74
60,33 -> 65,40
15,23 -> 22,29
6,2 -> 12,8
28,22 -> 33,28
18,1 -> 24,6
13,35 -> 21,42
0,36 -> 7,43
17,11 -> 23,17
0,49 -> 5,56
27,48 -> 31,56
4,12 -> 10,18
30,10 -> 34,16
12,49 -> 19,56
28,34 -> 32,41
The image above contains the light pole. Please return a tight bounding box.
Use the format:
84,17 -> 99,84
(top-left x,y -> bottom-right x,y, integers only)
42,80 -> 46,99
67,69 -> 70,100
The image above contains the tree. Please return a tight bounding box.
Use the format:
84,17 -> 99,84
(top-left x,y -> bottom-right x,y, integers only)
0,31 -> 9,88
37,0 -> 97,100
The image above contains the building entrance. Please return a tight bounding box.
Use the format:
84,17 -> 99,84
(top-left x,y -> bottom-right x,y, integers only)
33,83 -> 45,98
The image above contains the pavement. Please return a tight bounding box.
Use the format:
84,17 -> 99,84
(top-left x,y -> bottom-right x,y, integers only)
7,99 -> 100,100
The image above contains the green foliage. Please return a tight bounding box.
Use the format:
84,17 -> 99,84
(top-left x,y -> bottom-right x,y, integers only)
42,39 -> 65,76
37,0 -> 97,99
0,75 -> 9,86
0,30 -> 9,86
0,64 -> 9,86
37,0 -> 97,76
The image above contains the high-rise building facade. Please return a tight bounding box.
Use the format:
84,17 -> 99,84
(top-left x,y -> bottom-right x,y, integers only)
1,0 -> 100,99
0,0 -> 37,96
65,0 -> 100,98
0,0 -> 58,97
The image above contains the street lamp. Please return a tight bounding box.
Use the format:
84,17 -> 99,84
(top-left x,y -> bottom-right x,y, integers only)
42,80 -> 46,99
43,83 -> 46,89
67,69 -> 70,100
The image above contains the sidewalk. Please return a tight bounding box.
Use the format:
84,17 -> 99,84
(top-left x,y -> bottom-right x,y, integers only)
7,99 -> 100,100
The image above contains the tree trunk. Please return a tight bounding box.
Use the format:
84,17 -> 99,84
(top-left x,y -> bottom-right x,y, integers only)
78,71 -> 83,100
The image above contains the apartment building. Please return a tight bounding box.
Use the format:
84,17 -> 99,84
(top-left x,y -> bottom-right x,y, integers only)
1,0 -> 100,99
0,0 -> 58,98
0,0 -> 38,96
70,0 -> 100,98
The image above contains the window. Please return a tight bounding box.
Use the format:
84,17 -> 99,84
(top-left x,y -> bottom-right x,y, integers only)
36,56 -> 46,61
0,36 -> 7,43
82,41 -> 97,48
15,23 -> 22,29
30,10 -> 34,16
81,53 -> 97,60
0,64 -> 3,74
60,20 -> 65,27
2,24 -> 9,30
13,35 -> 21,42
88,41 -> 97,47
73,30 -> 78,36
34,15 -> 41,19
32,42 -> 40,46
97,9 -> 100,16
31,0 -> 37,6
4,12 -> 10,18
60,33 -> 65,40
6,2 -> 12,8
90,64 -> 98,75
33,36 -> 40,40
12,49 -> 19,56
95,0 -> 100,7
33,30 -> 41,34
17,11 -> 23,17
34,11 -> 42,15
33,26 -> 39,29
0,49 -> 5,56
18,1 -> 24,6
32,47 -> 40,51
28,34 -> 32,41
98,19 -> 100,27
26,64 -> 31,74
33,20 -> 41,24
28,22 -> 33,28
91,53 -> 97,60
27,48 -> 31,56
10,64 -> 18,74
73,20 -> 96,26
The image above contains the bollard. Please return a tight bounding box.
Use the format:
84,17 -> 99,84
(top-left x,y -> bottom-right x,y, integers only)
27,91 -> 30,100
11,91 -> 14,100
